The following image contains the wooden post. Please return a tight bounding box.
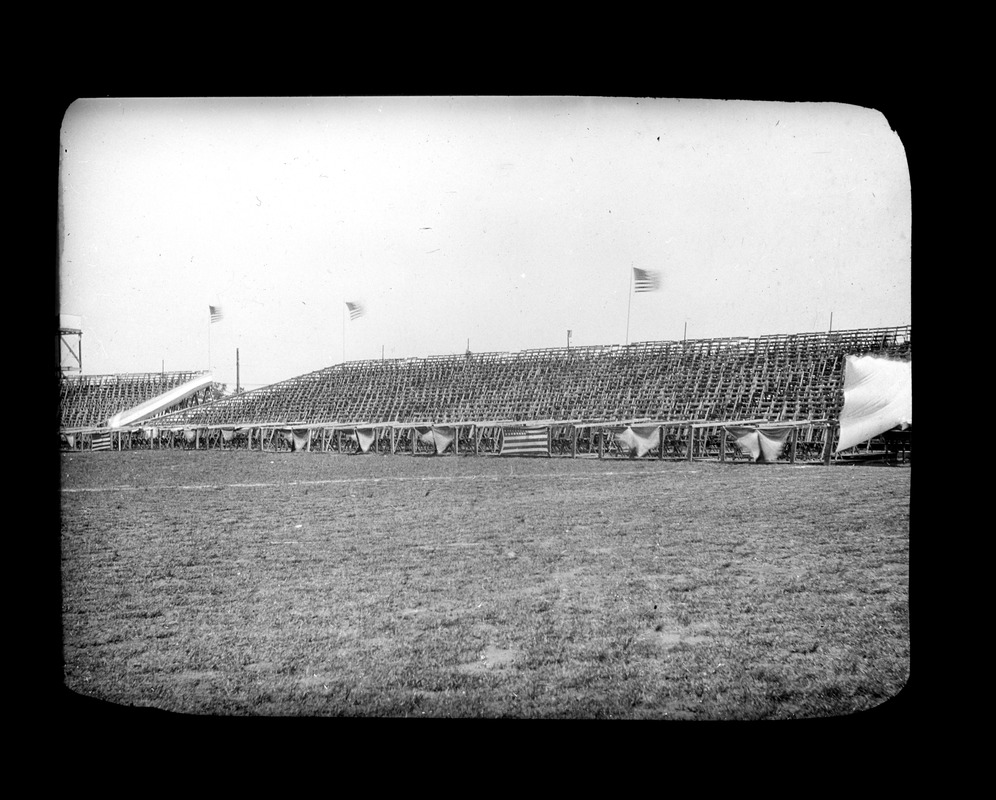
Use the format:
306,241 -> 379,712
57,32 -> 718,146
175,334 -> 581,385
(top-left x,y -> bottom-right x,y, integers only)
474,425 -> 479,456
598,427 -> 603,459
822,423 -> 835,465
659,425 -> 664,460
687,426 -> 694,461
454,426 -> 459,456
547,425 -> 552,458
719,427 -> 727,463
789,427 -> 798,464
571,426 -> 577,459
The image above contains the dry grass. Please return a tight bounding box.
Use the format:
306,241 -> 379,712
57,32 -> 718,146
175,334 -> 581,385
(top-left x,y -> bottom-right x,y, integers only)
60,450 -> 909,719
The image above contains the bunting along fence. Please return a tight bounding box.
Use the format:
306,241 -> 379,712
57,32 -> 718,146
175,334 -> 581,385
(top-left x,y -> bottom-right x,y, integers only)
354,428 -> 376,454
416,426 -> 457,455
722,425 -> 795,463
279,428 -> 312,452
613,425 -> 661,458
58,420 -> 898,464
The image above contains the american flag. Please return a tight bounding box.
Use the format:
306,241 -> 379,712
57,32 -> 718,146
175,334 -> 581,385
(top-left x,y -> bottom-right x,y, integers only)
92,431 -> 112,451
633,268 -> 661,293
499,426 -> 550,457
346,301 -> 365,320
209,305 -> 224,323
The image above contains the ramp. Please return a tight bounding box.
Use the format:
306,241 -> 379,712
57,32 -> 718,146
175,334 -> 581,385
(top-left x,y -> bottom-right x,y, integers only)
106,373 -> 216,428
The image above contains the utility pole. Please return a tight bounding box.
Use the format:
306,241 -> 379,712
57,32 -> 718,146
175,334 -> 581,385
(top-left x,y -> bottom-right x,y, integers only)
236,348 -> 240,393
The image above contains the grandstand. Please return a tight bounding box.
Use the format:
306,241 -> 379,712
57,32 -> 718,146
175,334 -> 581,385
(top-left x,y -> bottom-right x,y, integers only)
59,325 -> 910,463
59,371 -> 224,431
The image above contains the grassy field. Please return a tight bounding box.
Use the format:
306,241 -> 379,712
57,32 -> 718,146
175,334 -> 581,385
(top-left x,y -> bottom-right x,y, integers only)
59,450 -> 909,719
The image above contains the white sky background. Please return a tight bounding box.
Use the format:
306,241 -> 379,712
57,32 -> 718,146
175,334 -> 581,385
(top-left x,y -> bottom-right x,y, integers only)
58,96 -> 911,391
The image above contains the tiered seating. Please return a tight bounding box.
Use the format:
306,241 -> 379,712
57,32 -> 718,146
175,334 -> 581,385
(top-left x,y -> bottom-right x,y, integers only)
149,325 -> 911,429
59,371 -> 216,429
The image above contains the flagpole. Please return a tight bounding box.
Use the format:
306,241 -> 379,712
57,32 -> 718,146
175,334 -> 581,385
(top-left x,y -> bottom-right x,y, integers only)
342,302 -> 345,363
626,265 -> 633,346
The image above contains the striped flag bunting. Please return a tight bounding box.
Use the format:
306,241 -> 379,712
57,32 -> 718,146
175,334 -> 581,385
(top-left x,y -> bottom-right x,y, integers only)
500,425 -> 550,457
346,301 -> 365,320
633,268 -> 661,293
92,432 -> 112,451
210,305 -> 224,323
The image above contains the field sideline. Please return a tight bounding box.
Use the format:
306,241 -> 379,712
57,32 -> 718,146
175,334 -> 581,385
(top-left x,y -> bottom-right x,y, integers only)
60,450 -> 910,719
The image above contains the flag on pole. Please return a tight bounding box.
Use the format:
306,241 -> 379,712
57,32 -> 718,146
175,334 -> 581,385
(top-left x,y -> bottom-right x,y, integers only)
210,305 -> 224,323
633,268 -> 661,292
346,301 -> 365,320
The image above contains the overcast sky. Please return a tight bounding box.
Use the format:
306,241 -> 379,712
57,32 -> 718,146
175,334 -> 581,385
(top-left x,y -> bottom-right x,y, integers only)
58,96 -> 911,391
